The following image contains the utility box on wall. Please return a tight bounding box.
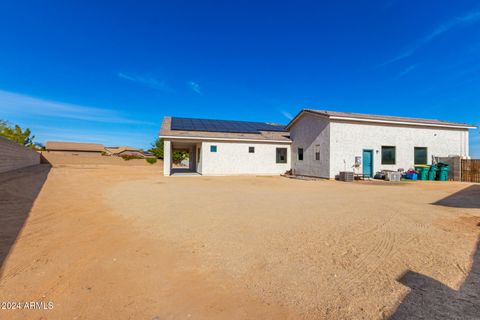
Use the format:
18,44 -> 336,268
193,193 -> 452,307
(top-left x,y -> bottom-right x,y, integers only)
354,156 -> 361,167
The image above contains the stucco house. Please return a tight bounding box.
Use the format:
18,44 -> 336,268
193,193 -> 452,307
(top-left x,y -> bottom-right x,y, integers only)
159,116 -> 291,175
160,109 -> 475,177
288,109 -> 474,179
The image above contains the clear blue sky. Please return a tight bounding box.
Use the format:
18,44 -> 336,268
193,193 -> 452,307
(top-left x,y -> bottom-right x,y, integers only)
0,1 -> 479,155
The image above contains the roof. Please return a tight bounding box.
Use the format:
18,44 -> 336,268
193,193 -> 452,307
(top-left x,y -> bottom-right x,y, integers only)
105,146 -> 140,154
160,117 -> 291,142
287,109 -> 477,130
46,141 -> 104,152
171,117 -> 286,133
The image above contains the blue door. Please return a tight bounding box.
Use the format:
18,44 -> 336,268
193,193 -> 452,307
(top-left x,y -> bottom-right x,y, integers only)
362,150 -> 373,177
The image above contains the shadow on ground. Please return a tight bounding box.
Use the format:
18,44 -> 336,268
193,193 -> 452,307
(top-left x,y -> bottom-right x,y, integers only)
432,185 -> 480,209
389,237 -> 480,319
0,164 -> 51,274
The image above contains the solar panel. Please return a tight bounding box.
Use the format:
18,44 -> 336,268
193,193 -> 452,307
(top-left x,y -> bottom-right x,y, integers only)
171,117 -> 286,133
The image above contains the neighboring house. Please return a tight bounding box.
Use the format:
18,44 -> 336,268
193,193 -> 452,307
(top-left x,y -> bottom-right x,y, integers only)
104,146 -> 152,158
45,141 -> 104,157
160,110 -> 475,177
159,117 -> 291,175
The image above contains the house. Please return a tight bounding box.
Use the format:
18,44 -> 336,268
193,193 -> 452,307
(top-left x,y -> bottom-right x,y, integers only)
159,116 -> 291,175
45,141 -> 104,157
288,109 -> 474,179
105,146 -> 154,158
160,110 -> 475,177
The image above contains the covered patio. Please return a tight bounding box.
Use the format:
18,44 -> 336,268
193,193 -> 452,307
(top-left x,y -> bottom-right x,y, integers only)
163,139 -> 202,176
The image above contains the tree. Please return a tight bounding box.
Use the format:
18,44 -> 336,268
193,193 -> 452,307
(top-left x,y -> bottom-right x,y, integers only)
172,150 -> 188,163
0,120 -> 35,147
0,120 -> 9,132
149,137 -> 188,162
149,137 -> 164,159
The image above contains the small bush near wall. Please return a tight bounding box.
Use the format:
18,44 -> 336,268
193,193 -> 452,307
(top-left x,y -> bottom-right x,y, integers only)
121,155 -> 142,161
146,157 -> 157,164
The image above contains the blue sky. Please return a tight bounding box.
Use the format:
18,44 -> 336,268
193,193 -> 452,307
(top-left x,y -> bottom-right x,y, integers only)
0,1 -> 479,155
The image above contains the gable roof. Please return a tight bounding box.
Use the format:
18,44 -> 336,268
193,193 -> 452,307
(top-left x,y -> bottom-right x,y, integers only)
46,141 -> 104,152
160,117 -> 291,142
287,109 -> 477,130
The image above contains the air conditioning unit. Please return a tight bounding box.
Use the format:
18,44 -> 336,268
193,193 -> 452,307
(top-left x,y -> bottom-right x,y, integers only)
339,171 -> 354,182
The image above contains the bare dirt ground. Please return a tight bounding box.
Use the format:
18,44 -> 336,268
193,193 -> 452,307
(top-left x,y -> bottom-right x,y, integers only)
40,153 -> 164,167
0,165 -> 479,319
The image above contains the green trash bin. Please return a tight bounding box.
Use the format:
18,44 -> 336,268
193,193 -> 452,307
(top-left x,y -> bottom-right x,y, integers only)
436,163 -> 450,181
415,165 -> 430,180
438,171 -> 448,181
428,165 -> 438,180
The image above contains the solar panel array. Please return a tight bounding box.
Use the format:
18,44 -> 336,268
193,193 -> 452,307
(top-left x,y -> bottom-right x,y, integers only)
171,117 -> 287,133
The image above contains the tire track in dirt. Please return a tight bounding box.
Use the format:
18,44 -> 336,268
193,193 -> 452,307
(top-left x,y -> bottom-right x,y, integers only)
340,208 -> 399,292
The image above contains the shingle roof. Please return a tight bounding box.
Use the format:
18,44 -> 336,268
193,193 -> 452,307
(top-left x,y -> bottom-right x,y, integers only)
287,109 -> 476,129
46,141 -> 105,152
160,117 -> 291,142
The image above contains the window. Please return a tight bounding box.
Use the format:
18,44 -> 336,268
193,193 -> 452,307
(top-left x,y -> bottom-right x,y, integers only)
210,145 -> 217,152
249,146 -> 255,153
298,148 -> 304,161
276,148 -> 287,163
381,146 -> 396,164
314,145 -> 320,161
414,147 -> 427,165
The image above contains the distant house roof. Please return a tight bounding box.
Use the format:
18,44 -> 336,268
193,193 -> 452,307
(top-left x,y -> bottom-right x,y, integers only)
287,109 -> 477,129
160,117 -> 291,142
46,141 -> 104,152
105,146 -> 140,154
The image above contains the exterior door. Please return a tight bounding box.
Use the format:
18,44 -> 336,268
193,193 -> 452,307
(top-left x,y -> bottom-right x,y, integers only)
363,150 -> 373,177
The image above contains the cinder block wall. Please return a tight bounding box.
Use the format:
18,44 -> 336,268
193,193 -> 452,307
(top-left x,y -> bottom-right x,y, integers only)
0,136 -> 40,173
436,156 -> 462,181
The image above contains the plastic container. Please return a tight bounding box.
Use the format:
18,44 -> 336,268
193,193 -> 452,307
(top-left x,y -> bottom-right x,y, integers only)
438,173 -> 448,181
385,172 -> 402,181
436,162 -> 450,181
428,165 -> 438,181
405,172 -> 418,180
415,166 -> 430,180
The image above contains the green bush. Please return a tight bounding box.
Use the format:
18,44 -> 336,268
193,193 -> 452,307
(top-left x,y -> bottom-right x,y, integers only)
146,157 -> 157,164
121,155 -> 141,161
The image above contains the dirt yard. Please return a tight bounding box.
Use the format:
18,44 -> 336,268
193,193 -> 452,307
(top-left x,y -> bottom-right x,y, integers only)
0,165 -> 479,319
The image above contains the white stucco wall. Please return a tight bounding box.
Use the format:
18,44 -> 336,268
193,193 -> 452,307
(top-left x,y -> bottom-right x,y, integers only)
195,142 -> 202,173
199,141 -> 291,175
163,140 -> 171,176
329,120 -> 470,178
289,113 -> 330,178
